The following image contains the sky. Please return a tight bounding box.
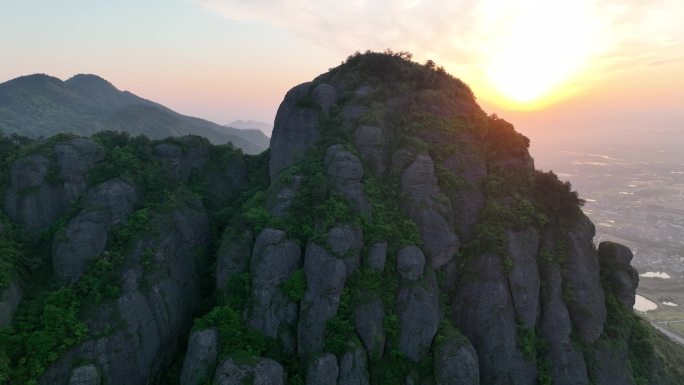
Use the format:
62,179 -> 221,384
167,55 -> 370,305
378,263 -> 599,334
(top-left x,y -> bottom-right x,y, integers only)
1,0 -> 683,144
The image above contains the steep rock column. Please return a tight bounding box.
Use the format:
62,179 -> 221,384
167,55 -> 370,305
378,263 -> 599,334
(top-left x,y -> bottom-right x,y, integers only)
246,228 -> 302,352
454,252 -> 536,385
400,154 -> 459,268
298,244 -> 348,357
560,215 -> 607,344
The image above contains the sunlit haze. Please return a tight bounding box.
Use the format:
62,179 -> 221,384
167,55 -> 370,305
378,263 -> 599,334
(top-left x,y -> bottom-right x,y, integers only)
1,0 -> 683,141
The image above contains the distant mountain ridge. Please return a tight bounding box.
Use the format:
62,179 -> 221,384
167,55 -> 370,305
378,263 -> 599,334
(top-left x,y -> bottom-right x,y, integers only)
0,73 -> 269,154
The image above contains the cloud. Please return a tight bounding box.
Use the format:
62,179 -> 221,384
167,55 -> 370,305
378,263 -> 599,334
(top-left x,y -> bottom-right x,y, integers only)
195,0 -> 683,103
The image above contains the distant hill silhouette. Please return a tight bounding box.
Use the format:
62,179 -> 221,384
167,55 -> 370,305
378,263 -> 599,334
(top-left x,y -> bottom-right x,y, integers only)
0,74 -> 269,154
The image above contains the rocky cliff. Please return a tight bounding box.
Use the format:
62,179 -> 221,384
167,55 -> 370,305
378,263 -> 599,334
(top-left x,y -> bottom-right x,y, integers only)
1,51 -> 684,385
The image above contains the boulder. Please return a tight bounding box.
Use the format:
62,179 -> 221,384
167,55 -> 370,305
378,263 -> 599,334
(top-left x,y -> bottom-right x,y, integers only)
325,145 -> 371,216
52,179 -> 137,282
213,358 -> 285,385
397,281 -> 440,361
0,278 -> 23,327
266,175 -> 302,218
270,82 -> 319,180
354,126 -> 387,177
298,244 -> 348,357
247,228 -> 302,351
312,83 -> 338,114
306,353 -> 339,385
434,330 -> 479,385
598,241 -> 639,309
337,344 -> 370,385
327,224 -> 363,276
400,154 -> 459,267
68,364 -> 101,385
365,241 -> 387,271
396,246 -> 425,281
353,294 -> 385,359
180,327 -> 219,385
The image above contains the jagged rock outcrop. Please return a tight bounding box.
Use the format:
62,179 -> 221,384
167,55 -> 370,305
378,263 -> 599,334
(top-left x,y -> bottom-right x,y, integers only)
52,178 -> 137,281
3,139 -> 104,234
180,328 -> 219,385
40,194 -> 210,385
270,82 -> 333,180
4,51 -> 682,385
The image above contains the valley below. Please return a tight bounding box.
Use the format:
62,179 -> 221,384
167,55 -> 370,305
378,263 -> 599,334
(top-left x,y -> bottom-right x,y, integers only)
530,129 -> 684,343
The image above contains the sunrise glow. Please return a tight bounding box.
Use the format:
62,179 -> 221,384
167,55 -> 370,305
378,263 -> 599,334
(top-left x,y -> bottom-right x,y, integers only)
482,0 -> 606,109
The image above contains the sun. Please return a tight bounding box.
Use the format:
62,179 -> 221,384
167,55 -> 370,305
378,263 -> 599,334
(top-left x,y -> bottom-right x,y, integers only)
483,0 -> 606,109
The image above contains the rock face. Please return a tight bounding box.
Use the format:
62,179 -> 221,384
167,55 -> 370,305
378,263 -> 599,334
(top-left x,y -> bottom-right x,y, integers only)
598,241 -> 639,309
338,344 -> 370,385
0,279 -> 22,327
40,194 -> 210,385
506,228 -> 540,328
180,328 -> 219,385
561,216 -> 606,344
353,294 -> 385,360
325,145 -> 371,215
54,138 -> 106,200
3,139 -> 104,234
434,331 -> 480,385
397,276 -> 440,362
270,82 -> 333,180
68,365 -> 101,385
52,179 -> 137,282
213,358 -> 285,385
298,244 -> 348,357
4,52 -> 679,385
396,246 -> 425,281
400,154 -> 459,267
538,236 -> 589,385
247,228 -> 302,351
354,126 -> 387,177
306,353 -> 339,385
455,253 -> 536,385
